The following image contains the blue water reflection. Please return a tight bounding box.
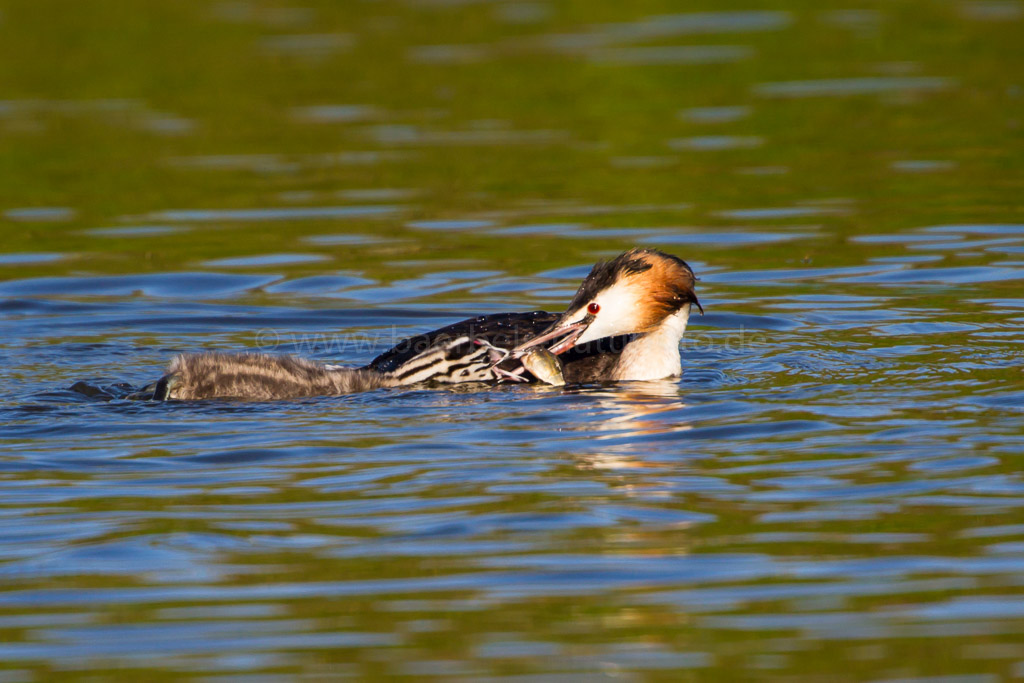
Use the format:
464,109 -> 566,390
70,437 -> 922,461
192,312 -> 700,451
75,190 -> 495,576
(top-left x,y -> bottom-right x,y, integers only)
0,2 -> 1022,681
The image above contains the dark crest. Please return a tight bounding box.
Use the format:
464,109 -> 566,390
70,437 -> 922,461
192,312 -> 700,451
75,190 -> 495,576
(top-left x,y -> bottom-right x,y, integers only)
566,249 -> 699,314
567,250 -> 653,310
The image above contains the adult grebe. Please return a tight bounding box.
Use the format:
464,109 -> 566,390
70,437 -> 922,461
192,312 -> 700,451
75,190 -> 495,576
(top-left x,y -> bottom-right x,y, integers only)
141,248 -> 702,400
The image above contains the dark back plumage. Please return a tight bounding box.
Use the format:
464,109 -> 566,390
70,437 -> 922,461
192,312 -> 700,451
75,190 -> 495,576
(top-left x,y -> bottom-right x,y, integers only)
366,310 -> 560,384
367,309 -> 636,385
367,310 -> 557,375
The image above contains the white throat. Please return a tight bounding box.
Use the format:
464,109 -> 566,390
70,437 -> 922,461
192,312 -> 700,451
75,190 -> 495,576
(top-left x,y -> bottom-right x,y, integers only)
612,305 -> 690,381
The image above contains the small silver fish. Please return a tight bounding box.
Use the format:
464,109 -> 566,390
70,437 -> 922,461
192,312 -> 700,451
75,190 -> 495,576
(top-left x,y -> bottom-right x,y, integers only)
520,347 -> 565,386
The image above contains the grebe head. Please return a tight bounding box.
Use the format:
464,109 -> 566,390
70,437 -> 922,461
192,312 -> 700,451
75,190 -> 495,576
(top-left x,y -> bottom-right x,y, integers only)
516,248 -> 702,355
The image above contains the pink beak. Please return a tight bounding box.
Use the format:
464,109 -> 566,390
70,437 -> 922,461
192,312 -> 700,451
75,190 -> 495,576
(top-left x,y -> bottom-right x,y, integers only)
512,318 -> 589,357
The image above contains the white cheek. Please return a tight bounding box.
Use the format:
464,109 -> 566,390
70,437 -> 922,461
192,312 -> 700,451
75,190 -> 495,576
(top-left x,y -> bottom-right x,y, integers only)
576,288 -> 637,344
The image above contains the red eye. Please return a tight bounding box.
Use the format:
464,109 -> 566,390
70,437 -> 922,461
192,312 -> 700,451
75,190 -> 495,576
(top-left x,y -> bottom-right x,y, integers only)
587,302 -> 600,315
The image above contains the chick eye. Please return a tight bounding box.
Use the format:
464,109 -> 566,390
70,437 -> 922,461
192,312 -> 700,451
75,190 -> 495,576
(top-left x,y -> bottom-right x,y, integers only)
587,302 -> 600,315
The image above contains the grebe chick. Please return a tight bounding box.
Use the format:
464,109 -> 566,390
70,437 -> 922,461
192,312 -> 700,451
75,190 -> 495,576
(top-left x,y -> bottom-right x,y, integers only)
140,248 -> 701,400
147,352 -> 397,401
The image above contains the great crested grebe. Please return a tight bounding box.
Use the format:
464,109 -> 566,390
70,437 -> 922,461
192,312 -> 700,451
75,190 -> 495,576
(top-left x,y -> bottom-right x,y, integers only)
139,248 -> 702,400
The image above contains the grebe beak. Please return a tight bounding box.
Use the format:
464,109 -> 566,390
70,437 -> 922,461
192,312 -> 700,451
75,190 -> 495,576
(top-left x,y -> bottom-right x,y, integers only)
512,312 -> 594,357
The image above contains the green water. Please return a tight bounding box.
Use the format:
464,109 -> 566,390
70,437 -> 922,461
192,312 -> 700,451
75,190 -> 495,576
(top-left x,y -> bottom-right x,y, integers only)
1,0 -> 1023,680
4,1 -> 1019,275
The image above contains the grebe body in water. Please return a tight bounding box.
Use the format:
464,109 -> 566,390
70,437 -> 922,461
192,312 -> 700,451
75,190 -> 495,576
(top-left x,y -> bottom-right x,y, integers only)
142,248 -> 702,400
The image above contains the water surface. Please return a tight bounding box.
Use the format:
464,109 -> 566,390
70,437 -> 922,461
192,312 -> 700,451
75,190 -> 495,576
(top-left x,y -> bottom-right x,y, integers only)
1,0 -> 1023,680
